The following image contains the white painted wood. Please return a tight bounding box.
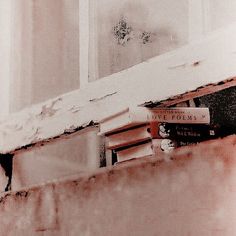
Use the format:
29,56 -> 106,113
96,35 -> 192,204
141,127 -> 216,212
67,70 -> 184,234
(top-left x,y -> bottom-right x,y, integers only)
88,0 -> 98,82
79,0 -> 89,87
0,1 -> 12,119
1,23 -> 236,154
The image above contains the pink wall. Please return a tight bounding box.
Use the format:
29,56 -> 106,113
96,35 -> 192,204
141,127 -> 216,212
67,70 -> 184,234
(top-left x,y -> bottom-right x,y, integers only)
0,135 -> 235,235
12,127 -> 101,190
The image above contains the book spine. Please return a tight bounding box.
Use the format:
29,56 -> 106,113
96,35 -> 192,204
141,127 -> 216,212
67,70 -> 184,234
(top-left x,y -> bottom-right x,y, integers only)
115,138 -> 197,164
152,138 -> 197,154
132,107 -> 210,124
150,122 -> 215,140
116,141 -> 153,162
106,125 -> 151,149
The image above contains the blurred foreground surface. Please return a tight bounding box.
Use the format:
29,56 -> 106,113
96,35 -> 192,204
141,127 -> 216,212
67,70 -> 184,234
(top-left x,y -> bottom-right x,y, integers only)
0,135 -> 235,235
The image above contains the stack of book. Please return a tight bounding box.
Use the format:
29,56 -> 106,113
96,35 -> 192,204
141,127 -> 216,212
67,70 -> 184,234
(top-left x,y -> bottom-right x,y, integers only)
99,107 -> 213,164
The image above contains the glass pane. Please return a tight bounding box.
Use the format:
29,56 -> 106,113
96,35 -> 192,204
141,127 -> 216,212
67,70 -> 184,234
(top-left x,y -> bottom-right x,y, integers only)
31,0 -> 80,104
10,0 -> 80,112
89,0 -> 189,81
209,0 -> 236,31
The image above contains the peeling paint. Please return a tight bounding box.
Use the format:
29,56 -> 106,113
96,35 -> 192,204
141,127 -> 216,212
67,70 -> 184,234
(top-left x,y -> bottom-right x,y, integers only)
89,92 -> 118,102
38,99 -> 62,119
28,128 -> 41,143
4,78 -> 236,155
5,124 -> 23,131
168,62 -> 187,69
69,105 -> 81,113
64,125 -> 77,134
12,122 -> 99,156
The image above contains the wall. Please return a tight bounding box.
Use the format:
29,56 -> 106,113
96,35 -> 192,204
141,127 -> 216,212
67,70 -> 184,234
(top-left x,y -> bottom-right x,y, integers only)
89,0 -> 189,80
0,135 -> 235,235
12,127 -> 102,190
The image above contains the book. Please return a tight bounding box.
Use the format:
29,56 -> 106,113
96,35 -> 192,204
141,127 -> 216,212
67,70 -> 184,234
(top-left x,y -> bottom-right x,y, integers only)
150,122 -> 216,140
116,141 -> 154,163
99,107 -> 210,135
115,139 -> 196,163
106,125 -> 151,150
106,122 -> 215,150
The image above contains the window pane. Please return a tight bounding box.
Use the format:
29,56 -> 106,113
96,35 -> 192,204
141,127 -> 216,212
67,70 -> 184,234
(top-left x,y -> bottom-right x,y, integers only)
209,0 -> 236,31
89,0 -> 189,81
10,0 -> 80,112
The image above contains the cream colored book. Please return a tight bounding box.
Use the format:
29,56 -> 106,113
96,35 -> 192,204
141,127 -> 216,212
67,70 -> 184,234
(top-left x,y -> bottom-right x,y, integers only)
116,141 -> 153,162
107,122 -> 213,150
106,125 -> 151,150
99,106 -> 210,135
116,139 -> 178,163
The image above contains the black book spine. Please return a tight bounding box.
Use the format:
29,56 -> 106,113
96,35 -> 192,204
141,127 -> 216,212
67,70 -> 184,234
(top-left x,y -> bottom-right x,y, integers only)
150,122 -> 216,141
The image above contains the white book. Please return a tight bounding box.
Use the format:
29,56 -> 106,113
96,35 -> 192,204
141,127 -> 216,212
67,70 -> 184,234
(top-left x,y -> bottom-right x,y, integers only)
116,139 -> 177,163
106,125 -> 151,150
99,106 -> 210,135
106,122 -> 212,150
116,141 -> 154,162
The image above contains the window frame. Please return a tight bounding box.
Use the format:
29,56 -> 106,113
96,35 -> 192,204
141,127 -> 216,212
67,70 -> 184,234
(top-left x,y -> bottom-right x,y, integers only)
1,22 -> 236,154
